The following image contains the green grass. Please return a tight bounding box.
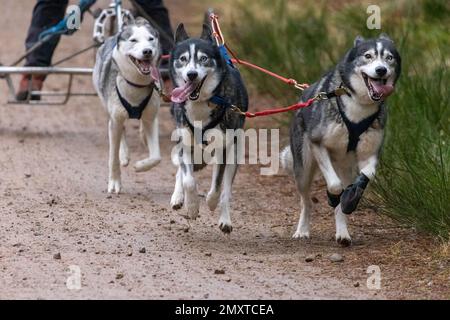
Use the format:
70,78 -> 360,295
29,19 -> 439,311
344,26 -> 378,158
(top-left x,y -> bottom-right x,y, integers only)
225,0 -> 450,240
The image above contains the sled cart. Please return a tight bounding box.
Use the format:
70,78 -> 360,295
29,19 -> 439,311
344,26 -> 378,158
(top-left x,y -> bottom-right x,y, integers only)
0,0 -> 170,105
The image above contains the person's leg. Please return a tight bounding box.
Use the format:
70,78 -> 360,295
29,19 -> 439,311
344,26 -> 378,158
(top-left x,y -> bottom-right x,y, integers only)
25,0 -> 68,67
133,0 -> 174,55
17,0 -> 68,100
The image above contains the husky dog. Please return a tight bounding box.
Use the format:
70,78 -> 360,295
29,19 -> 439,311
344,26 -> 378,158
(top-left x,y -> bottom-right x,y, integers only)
169,24 -> 248,233
93,18 -> 162,194
281,34 -> 401,246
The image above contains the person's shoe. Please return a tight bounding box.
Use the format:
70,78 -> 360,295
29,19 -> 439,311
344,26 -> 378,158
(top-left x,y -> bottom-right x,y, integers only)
16,74 -> 45,101
16,74 -> 31,101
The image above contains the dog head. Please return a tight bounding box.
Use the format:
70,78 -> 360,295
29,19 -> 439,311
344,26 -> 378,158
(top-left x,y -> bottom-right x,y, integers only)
170,23 -> 226,103
341,34 -> 401,104
113,17 -> 161,80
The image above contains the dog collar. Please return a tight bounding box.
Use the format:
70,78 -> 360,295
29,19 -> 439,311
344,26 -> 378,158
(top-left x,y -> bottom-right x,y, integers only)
123,77 -> 154,88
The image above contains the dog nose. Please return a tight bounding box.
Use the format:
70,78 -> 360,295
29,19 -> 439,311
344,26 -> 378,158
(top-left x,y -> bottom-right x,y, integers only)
187,71 -> 198,81
375,66 -> 387,77
142,48 -> 153,57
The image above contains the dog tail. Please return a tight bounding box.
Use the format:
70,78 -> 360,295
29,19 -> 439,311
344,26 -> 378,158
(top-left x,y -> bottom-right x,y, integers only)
280,146 -> 294,174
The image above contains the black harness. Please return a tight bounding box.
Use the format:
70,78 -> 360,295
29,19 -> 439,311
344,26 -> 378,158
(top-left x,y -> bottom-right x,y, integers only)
112,55 -> 156,120
116,82 -> 155,120
335,96 -> 380,152
180,95 -> 232,145
325,85 -> 380,152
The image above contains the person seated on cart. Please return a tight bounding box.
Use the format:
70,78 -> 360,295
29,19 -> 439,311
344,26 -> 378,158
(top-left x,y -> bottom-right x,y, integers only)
17,0 -> 174,101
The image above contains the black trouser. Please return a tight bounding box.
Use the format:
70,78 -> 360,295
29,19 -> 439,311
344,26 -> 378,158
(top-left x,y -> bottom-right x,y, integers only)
25,0 -> 174,67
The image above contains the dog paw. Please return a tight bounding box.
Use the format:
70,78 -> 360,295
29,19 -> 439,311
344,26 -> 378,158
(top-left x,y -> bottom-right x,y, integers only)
219,222 -> 233,234
170,192 -> 184,210
336,230 -> 352,247
292,230 -> 310,240
206,191 -> 220,211
340,185 -> 364,214
336,235 -> 352,247
107,179 -> 121,194
180,202 -> 199,220
340,173 -> 369,214
134,157 -> 161,172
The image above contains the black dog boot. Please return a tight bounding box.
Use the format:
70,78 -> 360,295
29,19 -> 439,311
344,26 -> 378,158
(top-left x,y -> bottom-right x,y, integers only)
340,173 -> 370,214
327,190 -> 342,208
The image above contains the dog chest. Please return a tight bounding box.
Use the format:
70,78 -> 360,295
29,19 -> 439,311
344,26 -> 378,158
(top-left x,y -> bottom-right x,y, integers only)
185,100 -> 212,125
322,121 -> 384,160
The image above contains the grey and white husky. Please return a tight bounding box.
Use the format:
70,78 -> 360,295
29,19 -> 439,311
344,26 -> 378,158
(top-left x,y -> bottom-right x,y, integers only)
169,23 -> 248,233
281,34 -> 401,246
93,18 -> 162,194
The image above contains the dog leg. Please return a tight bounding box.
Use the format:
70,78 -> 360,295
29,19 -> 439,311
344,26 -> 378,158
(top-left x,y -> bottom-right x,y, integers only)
340,155 -> 376,214
358,155 -> 378,180
292,148 -> 316,240
119,129 -> 129,167
180,152 -> 199,220
312,144 -> 343,195
134,117 -> 161,172
292,191 -> 313,239
335,204 -> 352,246
108,118 -> 124,194
170,166 -> 184,210
206,163 -> 225,211
218,163 -> 237,234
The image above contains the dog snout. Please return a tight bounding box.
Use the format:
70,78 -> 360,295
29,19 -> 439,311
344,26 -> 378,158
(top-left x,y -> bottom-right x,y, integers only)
187,71 -> 198,81
142,48 -> 153,58
375,66 -> 387,77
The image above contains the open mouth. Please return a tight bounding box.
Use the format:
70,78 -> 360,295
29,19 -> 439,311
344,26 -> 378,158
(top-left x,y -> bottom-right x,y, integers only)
188,76 -> 207,101
129,56 -> 152,75
362,72 -> 394,101
171,75 -> 208,104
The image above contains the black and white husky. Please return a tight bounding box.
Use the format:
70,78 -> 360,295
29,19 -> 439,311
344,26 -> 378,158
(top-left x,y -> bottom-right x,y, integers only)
93,18 -> 162,194
281,34 -> 401,246
169,24 -> 248,233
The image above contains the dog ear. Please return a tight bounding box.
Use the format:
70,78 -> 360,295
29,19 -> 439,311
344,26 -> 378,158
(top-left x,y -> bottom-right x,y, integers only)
379,33 -> 393,42
122,15 -> 135,26
200,23 -> 214,43
353,35 -> 365,47
175,23 -> 189,43
134,16 -> 148,25
117,24 -> 133,47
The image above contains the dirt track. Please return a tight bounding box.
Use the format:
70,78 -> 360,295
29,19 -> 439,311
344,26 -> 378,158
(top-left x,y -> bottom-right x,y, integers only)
0,1 -> 448,299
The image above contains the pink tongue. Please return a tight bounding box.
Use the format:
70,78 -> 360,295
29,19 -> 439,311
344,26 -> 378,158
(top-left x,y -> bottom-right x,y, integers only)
171,82 -> 196,103
150,66 -> 160,82
371,81 -> 395,97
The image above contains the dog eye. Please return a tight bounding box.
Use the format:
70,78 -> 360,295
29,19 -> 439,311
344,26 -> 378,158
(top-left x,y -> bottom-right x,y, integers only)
386,54 -> 393,61
364,53 -> 372,59
180,56 -> 188,62
148,37 -> 154,42
130,39 -> 137,43
200,56 -> 208,63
